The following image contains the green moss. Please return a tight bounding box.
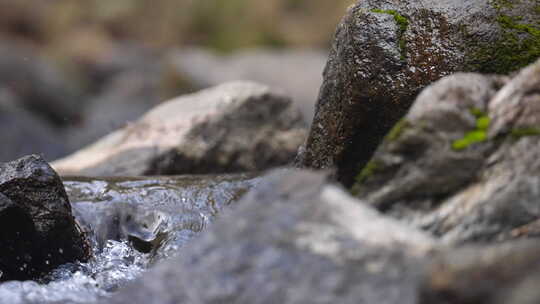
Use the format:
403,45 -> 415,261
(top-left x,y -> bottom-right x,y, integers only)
490,0 -> 515,10
469,2 -> 540,73
452,109 -> 490,151
355,159 -> 382,184
511,127 -> 540,138
385,119 -> 410,141
476,116 -> 491,130
371,9 -> 409,60
452,131 -> 488,150
470,107 -> 486,118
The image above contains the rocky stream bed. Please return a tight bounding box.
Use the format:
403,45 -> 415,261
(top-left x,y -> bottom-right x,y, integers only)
0,0 -> 540,303
0,170 -> 260,304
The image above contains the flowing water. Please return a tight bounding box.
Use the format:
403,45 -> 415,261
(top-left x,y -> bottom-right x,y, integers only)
0,173 -> 261,304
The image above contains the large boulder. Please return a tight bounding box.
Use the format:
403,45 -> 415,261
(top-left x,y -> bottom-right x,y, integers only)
297,0 -> 540,186
105,170 -> 435,304
352,59 -> 540,244
0,155 -> 89,281
52,81 -> 307,176
164,48 -> 327,123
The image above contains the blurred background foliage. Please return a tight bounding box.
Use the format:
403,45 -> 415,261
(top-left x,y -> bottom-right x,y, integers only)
0,0 -> 352,52
0,0 -> 353,162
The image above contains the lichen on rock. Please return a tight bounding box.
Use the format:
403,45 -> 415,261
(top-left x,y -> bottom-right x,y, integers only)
297,0 -> 539,187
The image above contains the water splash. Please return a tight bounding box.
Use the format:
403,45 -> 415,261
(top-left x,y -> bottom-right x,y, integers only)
0,173 -> 260,304
0,240 -> 145,304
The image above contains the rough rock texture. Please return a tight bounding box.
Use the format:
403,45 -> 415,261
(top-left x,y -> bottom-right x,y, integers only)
297,0 -> 540,186
164,48 -> 327,122
420,241 -> 540,304
353,58 -> 540,244
0,155 -> 89,281
0,89 -> 67,161
52,81 -> 307,176
106,169 -> 435,304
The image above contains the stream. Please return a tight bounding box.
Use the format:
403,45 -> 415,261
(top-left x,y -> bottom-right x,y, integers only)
0,173 -> 261,304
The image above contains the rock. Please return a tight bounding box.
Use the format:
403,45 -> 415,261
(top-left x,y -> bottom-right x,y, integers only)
164,48 -> 327,123
105,169 -> 435,304
0,44 -> 80,126
52,81 -> 307,176
0,89 -> 67,162
0,155 -> 89,281
353,58 -> 540,244
297,0 -> 540,186
420,241 -> 540,304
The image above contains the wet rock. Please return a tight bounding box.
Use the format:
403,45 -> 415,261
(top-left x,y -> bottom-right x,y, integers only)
53,81 -> 307,176
297,0 -> 540,186
106,169 -> 435,304
164,48 -> 327,122
0,44 -> 80,126
0,192 -> 37,281
353,59 -> 540,244
420,241 -> 540,304
0,89 -> 67,161
0,155 -> 89,281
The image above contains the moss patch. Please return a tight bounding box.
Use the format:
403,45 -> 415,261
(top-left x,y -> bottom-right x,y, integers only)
469,1 -> 540,73
452,109 -> 491,151
355,159 -> 383,185
385,119 -> 410,142
371,9 -> 409,60
490,0 -> 515,10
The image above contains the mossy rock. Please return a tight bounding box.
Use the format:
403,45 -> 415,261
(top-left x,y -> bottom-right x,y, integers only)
465,1 -> 540,73
298,0 -> 540,187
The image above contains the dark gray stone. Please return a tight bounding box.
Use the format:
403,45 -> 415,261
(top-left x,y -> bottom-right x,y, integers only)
353,59 -> 540,244
106,169 -> 435,304
0,155 -> 90,281
297,0 -> 540,186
